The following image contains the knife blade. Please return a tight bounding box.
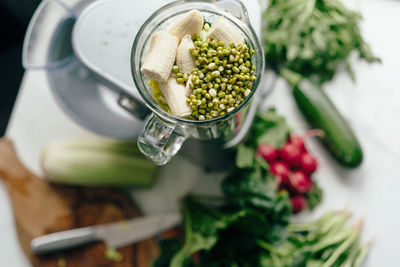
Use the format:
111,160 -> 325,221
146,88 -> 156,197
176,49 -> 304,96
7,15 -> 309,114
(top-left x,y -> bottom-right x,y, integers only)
30,212 -> 181,254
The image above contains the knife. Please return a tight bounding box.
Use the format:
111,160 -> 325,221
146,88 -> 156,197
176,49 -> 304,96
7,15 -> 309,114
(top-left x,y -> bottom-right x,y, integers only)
30,212 -> 181,254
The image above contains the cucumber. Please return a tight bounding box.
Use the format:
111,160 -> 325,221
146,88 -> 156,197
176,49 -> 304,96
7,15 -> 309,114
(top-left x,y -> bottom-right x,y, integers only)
292,80 -> 363,167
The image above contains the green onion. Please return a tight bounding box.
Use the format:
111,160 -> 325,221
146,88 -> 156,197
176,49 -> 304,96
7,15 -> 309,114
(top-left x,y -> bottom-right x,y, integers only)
41,140 -> 157,187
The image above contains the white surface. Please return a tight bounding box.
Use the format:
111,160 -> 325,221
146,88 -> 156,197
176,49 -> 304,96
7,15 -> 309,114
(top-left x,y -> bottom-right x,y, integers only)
1,0 -> 399,266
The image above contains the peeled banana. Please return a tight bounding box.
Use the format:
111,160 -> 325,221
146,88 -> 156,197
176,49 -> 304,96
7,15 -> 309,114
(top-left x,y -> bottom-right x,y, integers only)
159,77 -> 192,117
141,31 -> 179,83
208,16 -> 244,46
168,9 -> 204,41
176,35 -> 196,74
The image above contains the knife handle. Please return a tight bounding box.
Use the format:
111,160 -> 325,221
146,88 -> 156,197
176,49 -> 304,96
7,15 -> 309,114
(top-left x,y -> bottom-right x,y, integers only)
31,227 -> 98,254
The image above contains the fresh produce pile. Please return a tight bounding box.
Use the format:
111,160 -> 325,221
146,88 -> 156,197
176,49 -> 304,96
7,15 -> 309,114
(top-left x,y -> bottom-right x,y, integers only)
261,0 -> 380,168
156,209 -> 370,267
152,109 -> 370,267
261,0 -> 380,85
257,130 -> 323,213
237,109 -> 322,214
34,108 -> 372,266
141,10 -> 257,120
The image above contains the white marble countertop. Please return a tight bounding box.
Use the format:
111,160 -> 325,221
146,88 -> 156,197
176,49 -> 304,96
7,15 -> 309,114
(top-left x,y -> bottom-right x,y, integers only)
1,0 -> 399,266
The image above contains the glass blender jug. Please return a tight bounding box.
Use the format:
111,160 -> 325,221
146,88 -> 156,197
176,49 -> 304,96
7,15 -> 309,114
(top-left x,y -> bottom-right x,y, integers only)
131,0 -> 265,165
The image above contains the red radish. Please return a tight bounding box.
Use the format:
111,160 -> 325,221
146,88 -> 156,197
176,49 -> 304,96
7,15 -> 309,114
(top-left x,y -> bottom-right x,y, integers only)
289,170 -> 313,194
289,135 -> 306,152
280,143 -> 302,167
289,130 -> 324,151
257,144 -> 279,164
291,195 -> 307,213
270,161 -> 290,185
300,152 -> 318,174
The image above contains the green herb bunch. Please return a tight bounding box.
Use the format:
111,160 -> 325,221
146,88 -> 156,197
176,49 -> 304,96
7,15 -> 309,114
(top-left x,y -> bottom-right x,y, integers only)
258,211 -> 371,267
153,110 -> 324,267
262,0 -> 380,85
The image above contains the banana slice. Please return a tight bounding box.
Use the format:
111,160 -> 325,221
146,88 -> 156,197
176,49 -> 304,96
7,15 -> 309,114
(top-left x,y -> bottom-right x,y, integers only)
208,16 -> 244,46
141,31 -> 179,83
176,35 -> 196,74
168,9 -> 204,41
159,77 -> 192,117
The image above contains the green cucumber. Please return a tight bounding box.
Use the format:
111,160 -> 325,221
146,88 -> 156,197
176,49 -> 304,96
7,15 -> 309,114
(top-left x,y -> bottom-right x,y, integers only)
292,80 -> 363,167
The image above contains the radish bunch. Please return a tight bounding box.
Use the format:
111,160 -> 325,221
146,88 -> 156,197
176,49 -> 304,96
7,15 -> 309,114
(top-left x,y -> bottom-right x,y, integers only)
257,131 -> 320,214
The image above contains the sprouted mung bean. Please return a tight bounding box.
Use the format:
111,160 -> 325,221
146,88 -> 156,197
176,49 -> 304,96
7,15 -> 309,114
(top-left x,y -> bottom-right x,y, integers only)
147,20 -> 257,120
174,28 -> 256,120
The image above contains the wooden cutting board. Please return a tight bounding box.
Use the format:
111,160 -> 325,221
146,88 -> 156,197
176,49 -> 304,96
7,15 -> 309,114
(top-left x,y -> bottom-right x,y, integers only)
0,138 -> 159,267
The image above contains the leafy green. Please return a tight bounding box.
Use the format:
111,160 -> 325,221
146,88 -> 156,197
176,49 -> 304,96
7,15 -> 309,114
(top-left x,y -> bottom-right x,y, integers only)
170,197 -> 247,267
306,182 -> 323,210
177,194 -> 291,266
222,165 -> 290,245
169,146 -> 291,266
152,239 -> 189,267
235,144 -> 255,168
248,108 -> 291,148
261,0 -> 381,85
169,175 -> 291,266
222,161 -> 275,211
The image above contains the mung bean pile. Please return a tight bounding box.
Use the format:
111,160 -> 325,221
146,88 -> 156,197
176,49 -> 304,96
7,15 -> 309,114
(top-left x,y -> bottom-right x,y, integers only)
173,26 -> 257,121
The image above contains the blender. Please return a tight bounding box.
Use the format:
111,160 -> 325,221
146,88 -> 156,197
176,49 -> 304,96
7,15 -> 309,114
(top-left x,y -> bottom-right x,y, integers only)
23,0 -> 266,167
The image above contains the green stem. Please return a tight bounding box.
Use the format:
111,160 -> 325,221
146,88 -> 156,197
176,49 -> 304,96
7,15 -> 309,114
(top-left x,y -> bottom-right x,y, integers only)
352,241 -> 372,267
310,229 -> 353,252
322,232 -> 358,267
280,68 -> 303,87
170,202 -> 192,267
257,240 -> 284,255
288,222 -> 315,233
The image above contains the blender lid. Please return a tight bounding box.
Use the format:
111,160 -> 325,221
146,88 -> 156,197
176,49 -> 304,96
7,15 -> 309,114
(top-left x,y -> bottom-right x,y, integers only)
23,0 -> 148,139
72,0 -> 171,98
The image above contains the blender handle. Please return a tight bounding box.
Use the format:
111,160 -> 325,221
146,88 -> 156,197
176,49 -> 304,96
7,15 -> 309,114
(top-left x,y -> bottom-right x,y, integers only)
138,114 -> 187,165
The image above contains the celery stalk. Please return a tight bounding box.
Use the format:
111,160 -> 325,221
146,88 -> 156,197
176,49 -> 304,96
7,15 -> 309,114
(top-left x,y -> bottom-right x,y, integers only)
41,140 -> 157,187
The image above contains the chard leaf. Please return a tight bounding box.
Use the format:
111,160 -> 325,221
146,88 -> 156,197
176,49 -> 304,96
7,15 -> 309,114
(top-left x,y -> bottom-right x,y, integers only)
306,182 -> 323,210
170,197 -> 246,267
235,144 -> 255,169
222,168 -> 275,211
152,238 -> 191,267
249,109 -> 291,148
